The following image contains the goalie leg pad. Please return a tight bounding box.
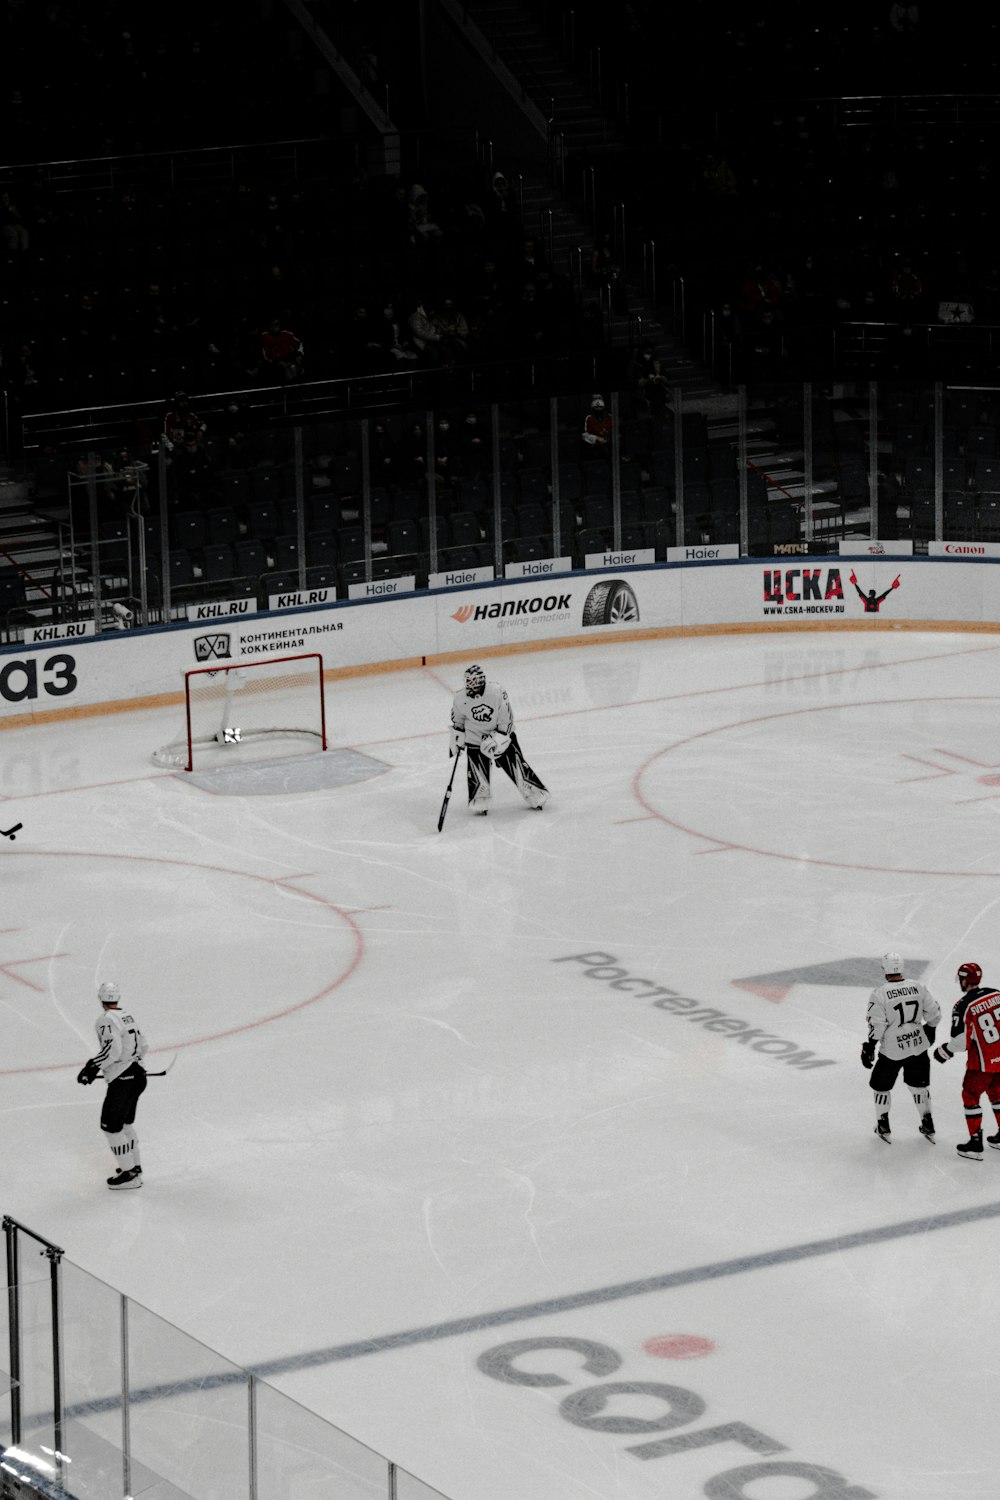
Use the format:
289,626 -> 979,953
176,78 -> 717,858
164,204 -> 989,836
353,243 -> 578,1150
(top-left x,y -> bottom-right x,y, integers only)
497,732 -> 549,807
466,744 -> 492,808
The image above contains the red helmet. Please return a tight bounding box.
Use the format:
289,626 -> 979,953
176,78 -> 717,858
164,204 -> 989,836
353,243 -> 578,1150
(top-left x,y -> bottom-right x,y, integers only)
957,962 -> 982,991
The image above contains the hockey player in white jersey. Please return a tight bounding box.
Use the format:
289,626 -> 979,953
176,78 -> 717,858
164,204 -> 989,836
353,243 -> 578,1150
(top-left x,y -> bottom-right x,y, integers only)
77,981 -> 149,1189
861,953 -> 941,1143
450,664 -> 549,815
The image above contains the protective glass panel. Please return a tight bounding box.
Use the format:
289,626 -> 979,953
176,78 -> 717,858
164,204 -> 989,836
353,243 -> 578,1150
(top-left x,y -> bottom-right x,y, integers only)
126,1297 -> 250,1500
254,1378 -> 387,1500
394,1467 -> 452,1500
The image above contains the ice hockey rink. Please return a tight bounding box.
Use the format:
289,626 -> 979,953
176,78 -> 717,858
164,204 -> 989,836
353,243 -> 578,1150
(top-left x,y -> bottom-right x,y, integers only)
4,626 -> 1000,1500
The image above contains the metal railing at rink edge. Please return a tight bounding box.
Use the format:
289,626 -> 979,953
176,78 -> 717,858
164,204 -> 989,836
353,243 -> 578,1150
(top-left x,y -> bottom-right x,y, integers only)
1,1215 -> 452,1500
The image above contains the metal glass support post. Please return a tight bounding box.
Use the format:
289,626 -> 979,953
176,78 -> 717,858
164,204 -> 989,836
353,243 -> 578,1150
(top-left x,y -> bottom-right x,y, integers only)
248,1372 -> 258,1500
803,383 -> 814,544
120,1295 -> 131,1500
425,411 -> 439,578
549,396 -> 561,558
614,202 -> 626,278
294,425 -> 307,591
363,417 -> 375,584
738,386 -> 749,557
87,453 -> 101,630
673,387 -> 685,549
45,1243 -> 64,1483
491,404 -> 503,575
933,383 -> 944,542
4,1217 -> 21,1445
157,446 -> 171,620
868,382 -> 879,540
610,390 -> 622,551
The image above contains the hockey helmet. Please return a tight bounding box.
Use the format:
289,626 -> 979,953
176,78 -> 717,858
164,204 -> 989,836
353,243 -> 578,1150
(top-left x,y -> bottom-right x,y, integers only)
465,664 -> 486,697
881,952 -> 903,977
98,981 -> 121,1008
957,961 -> 982,991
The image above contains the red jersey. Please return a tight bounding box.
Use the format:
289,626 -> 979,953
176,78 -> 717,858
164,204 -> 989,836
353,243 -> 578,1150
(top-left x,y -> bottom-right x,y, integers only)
947,986 -> 1000,1071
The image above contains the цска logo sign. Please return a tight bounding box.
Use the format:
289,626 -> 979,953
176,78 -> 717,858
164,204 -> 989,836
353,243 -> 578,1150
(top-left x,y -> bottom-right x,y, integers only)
194,633 -> 232,661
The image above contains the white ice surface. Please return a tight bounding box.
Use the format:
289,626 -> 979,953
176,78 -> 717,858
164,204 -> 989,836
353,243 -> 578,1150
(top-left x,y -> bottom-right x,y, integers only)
4,631 -> 1000,1499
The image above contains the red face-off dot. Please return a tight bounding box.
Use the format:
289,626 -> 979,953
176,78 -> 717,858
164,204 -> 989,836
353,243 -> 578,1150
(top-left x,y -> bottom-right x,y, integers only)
643,1334 -> 715,1360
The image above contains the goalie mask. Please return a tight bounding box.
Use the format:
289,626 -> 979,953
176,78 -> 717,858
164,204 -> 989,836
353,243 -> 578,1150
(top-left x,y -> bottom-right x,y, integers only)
465,664 -> 486,698
98,981 -> 121,1008
957,962 -> 982,991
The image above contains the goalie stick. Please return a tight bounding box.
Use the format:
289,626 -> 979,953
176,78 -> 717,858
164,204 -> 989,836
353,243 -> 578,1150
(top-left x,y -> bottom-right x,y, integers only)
437,746 -> 464,832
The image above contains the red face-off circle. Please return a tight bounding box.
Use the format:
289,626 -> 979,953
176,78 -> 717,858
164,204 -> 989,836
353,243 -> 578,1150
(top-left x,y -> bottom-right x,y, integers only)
643,1334 -> 715,1360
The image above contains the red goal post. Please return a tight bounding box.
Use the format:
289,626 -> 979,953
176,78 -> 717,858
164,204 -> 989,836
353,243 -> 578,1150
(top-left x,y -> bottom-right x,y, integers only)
152,653 -> 327,771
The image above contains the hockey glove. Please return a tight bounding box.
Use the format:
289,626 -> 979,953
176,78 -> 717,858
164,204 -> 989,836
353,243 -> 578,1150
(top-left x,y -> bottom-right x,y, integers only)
76,1059 -> 101,1086
449,728 -> 464,758
480,730 -> 511,761
860,1040 -> 876,1070
923,1024 -> 936,1046
933,1043 -> 953,1064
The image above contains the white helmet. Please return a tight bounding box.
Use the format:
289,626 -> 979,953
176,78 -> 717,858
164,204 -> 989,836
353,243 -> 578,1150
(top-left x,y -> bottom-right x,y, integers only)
98,981 -> 121,1007
881,953 -> 903,977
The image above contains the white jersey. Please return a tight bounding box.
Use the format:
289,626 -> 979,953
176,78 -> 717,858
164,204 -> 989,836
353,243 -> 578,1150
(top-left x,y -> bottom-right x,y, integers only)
866,978 -> 941,1062
93,1008 -> 148,1082
451,680 -> 513,747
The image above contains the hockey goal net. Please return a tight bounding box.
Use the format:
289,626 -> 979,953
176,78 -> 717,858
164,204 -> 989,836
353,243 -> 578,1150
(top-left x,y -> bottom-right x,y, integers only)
152,653 -> 327,771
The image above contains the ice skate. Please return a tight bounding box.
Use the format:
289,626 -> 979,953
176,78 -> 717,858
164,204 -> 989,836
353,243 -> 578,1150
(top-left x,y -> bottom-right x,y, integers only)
987,1129 -> 1000,1151
956,1131 -> 983,1162
108,1167 -> 142,1190
874,1113 -> 891,1142
918,1114 -> 935,1143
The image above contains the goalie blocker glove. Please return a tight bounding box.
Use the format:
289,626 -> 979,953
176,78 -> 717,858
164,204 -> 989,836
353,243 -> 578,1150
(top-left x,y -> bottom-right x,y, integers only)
77,1058 -> 102,1086
860,1040 -> 876,1070
449,728 -> 464,758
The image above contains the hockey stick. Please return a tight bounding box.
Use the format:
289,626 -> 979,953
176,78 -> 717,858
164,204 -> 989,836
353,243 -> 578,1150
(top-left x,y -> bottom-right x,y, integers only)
437,747 -> 464,832
146,1053 -> 178,1077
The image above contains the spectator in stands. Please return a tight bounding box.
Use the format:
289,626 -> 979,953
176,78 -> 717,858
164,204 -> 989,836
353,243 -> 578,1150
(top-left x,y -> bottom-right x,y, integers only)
162,393 -> 206,452
737,262 -> 784,326
0,191 -> 30,252
629,343 -> 670,419
582,394 -> 612,454
433,415 -> 459,481
432,296 -> 470,359
510,236 -> 550,291
889,255 -> 925,309
261,318 -> 304,381
341,303 -> 386,375
485,171 -> 517,245
408,299 -> 451,366
377,301 -> 419,364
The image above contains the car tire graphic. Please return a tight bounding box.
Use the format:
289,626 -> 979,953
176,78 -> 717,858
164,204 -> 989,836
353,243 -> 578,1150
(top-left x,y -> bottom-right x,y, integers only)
581,578 -> 639,626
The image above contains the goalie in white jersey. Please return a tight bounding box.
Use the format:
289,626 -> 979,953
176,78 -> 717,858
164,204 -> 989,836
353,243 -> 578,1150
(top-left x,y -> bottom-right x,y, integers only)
450,664 -> 549,814
77,981 -> 149,1189
861,953 -> 941,1144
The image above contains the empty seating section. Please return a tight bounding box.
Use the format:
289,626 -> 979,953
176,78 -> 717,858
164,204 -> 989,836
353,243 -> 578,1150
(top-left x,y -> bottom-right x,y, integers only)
15,379 -> 1000,639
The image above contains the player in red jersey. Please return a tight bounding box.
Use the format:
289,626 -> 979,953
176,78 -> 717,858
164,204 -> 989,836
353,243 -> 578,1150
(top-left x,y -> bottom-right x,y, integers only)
933,961 -> 1000,1160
